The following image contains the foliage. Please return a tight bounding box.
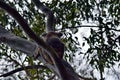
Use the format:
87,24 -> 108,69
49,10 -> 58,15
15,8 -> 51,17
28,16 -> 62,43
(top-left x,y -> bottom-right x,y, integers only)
0,0 -> 119,80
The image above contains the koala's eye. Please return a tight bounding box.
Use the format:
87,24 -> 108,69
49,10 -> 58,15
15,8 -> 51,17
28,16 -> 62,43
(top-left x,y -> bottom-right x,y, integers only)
57,32 -> 63,38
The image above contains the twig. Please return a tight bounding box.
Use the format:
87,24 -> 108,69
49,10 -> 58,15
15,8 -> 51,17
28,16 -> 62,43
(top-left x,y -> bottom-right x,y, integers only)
48,75 -> 56,80
65,25 -> 99,29
65,26 -> 120,32
77,74 -> 96,80
0,65 -> 48,77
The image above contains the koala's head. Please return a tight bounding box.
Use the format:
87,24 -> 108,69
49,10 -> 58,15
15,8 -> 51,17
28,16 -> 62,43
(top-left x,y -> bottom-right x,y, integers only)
41,32 -> 63,38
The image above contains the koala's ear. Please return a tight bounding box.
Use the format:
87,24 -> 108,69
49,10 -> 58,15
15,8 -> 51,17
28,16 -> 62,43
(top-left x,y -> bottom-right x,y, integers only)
56,32 -> 63,38
41,32 -> 47,37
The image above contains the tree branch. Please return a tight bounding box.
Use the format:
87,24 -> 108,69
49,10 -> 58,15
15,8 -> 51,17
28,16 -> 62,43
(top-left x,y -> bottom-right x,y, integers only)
32,0 -> 55,32
0,65 -> 48,77
0,25 -> 38,57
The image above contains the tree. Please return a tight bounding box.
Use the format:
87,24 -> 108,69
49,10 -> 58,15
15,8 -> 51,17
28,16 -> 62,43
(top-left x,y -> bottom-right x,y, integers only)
0,0 -> 119,80
0,0 -> 80,80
